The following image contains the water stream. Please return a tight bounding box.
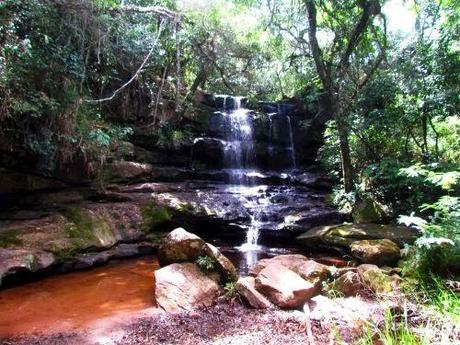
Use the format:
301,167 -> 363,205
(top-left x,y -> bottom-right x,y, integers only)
0,257 -> 158,336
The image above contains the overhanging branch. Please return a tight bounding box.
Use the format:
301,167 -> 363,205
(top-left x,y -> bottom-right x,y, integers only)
114,5 -> 181,21
83,20 -> 166,104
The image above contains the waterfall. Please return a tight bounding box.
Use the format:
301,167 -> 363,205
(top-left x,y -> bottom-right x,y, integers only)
217,95 -> 255,185
215,95 -> 261,255
286,115 -> 296,168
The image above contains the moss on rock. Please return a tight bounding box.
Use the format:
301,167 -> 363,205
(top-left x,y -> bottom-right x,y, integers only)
141,201 -> 173,233
352,198 -> 387,224
61,206 -> 116,252
0,229 -> 22,248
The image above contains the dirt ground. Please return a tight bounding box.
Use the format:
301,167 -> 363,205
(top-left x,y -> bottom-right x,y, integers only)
1,296 -> 387,345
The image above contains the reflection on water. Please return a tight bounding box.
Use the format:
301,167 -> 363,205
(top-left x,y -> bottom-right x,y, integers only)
0,257 -> 158,336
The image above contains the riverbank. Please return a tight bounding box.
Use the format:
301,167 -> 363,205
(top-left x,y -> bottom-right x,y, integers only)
2,297 -> 384,345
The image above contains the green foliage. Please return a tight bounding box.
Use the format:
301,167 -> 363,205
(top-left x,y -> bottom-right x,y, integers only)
154,122 -> 193,150
196,255 -> 216,272
358,309 -> 424,345
223,282 -> 237,298
62,206 -> 96,240
397,166 -> 460,282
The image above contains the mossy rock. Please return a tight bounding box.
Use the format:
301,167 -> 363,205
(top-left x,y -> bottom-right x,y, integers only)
352,198 -> 387,224
350,239 -> 401,266
298,223 -> 420,249
0,229 -> 22,248
61,206 -> 116,249
140,201 -> 173,233
357,264 -> 400,294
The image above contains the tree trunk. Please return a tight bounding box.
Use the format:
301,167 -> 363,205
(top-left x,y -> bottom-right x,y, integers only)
335,108 -> 354,193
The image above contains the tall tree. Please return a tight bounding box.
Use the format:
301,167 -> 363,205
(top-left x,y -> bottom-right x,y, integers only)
304,0 -> 386,192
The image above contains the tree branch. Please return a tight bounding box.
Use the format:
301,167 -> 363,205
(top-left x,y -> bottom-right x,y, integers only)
83,20 -> 165,104
339,0 -> 381,70
304,0 -> 330,90
114,5 -> 181,21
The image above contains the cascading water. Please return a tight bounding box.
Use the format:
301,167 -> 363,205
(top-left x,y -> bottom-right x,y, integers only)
286,115 -> 296,168
276,103 -> 296,169
216,95 -> 262,265
217,95 -> 256,185
193,96 -> 304,271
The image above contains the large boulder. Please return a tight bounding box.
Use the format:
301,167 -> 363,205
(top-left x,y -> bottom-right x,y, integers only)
352,198 -> 387,224
249,254 -> 330,288
155,263 -> 221,312
0,249 -> 56,285
236,276 -> 271,309
158,228 -> 205,266
255,263 -> 317,308
350,239 -> 401,266
297,223 -> 420,250
158,228 -> 238,282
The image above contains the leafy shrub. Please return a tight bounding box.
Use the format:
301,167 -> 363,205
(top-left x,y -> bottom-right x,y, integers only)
196,255 -> 216,272
155,122 -> 193,150
223,282 -> 237,298
399,167 -> 460,283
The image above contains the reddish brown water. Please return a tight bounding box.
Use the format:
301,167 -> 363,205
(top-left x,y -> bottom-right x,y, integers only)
0,257 -> 158,336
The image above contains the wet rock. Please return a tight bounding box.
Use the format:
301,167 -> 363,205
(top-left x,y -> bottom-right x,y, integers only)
352,198 -> 387,224
255,263 -> 316,308
350,239 -> 401,266
155,263 -> 221,312
0,249 -> 56,285
0,168 -> 67,195
297,223 -> 420,250
257,101 -> 278,114
192,138 -> 225,168
282,209 -> 345,234
292,172 -> 333,191
105,161 -> 153,183
0,201 -> 152,286
73,251 -> 111,270
270,114 -> 292,147
111,242 -> 156,259
236,276 -> 271,309
208,112 -> 230,138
